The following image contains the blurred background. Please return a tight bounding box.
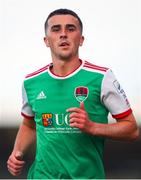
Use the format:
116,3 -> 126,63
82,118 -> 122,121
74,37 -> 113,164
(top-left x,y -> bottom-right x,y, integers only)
0,0 -> 141,178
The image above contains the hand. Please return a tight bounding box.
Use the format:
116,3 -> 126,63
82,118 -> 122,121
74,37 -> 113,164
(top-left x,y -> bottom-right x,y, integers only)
7,151 -> 25,176
67,102 -> 93,134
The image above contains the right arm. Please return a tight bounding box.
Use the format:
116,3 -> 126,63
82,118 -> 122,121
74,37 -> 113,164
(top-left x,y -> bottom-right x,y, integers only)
7,117 -> 36,176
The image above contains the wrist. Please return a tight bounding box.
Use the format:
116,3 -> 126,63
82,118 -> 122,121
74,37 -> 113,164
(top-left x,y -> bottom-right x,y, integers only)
87,120 -> 96,135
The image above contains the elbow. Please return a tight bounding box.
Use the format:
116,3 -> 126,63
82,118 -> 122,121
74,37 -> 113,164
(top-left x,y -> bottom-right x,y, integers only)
129,127 -> 139,141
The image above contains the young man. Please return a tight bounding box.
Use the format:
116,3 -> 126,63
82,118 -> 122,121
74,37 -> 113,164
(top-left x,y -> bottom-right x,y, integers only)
7,9 -> 139,179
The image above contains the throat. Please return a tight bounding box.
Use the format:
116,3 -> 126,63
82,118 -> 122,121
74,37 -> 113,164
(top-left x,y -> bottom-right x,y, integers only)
50,59 -> 82,77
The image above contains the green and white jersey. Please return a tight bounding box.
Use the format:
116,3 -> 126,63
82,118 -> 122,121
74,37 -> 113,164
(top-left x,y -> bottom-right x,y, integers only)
21,60 -> 132,179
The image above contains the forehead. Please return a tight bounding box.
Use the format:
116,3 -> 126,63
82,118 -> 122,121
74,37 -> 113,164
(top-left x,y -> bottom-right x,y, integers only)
47,15 -> 80,27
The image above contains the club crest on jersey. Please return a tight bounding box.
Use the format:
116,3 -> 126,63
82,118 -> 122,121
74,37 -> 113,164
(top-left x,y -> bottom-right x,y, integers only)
74,86 -> 89,102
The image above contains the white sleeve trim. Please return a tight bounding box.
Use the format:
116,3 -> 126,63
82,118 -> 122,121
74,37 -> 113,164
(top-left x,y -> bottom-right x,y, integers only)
21,83 -> 35,118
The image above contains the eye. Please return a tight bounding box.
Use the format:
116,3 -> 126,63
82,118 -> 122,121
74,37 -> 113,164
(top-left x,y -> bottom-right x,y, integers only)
51,26 -> 60,32
68,27 -> 75,32
67,25 -> 76,32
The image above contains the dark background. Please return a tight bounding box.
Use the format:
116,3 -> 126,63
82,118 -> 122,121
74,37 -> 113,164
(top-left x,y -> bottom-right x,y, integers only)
0,127 -> 141,179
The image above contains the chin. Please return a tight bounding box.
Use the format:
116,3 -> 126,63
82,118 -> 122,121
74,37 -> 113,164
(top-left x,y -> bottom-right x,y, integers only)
58,54 -> 72,60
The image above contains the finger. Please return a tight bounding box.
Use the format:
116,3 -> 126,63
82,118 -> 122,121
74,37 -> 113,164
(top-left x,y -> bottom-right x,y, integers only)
15,151 -> 23,161
70,118 -> 79,127
7,159 -> 25,170
80,102 -> 85,110
70,121 -> 84,129
67,107 -> 83,113
8,156 -> 25,166
7,163 -> 24,176
69,112 -> 82,119
70,117 -> 80,124
70,122 -> 78,128
69,111 -> 87,121
7,165 -> 23,174
8,167 -> 22,176
69,117 -> 86,126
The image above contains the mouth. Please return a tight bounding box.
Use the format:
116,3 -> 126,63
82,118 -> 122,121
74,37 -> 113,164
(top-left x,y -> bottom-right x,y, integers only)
59,41 -> 70,47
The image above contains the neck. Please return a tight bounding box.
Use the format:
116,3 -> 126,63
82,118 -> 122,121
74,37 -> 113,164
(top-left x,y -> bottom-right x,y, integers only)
50,58 -> 81,77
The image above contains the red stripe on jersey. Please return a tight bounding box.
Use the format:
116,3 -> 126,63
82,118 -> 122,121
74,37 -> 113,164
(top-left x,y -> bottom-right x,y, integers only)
84,61 -> 108,72
84,64 -> 108,72
21,112 -> 34,120
25,64 -> 50,78
112,109 -> 132,119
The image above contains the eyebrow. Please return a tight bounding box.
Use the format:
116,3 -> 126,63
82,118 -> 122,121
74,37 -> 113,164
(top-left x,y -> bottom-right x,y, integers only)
51,24 -> 60,29
66,24 -> 77,29
51,24 -> 77,29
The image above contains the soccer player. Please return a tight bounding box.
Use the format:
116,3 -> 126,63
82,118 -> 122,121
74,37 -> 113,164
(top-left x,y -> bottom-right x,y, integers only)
7,8 -> 139,179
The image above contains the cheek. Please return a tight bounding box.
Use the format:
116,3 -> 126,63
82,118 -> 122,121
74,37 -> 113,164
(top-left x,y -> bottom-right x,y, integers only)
47,39 -> 56,48
73,35 -> 83,46
73,39 -> 81,49
45,35 -> 57,47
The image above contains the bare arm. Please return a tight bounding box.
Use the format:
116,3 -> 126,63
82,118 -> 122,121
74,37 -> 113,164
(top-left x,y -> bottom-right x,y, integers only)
68,102 -> 139,141
13,117 -> 36,153
7,118 -> 36,176
87,113 -> 139,141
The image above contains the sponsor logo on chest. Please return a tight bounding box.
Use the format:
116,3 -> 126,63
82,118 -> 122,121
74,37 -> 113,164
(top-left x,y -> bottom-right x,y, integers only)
37,86 -> 89,133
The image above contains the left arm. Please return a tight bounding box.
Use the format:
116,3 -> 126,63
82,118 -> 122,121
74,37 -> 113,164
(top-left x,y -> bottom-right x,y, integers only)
67,102 -> 139,141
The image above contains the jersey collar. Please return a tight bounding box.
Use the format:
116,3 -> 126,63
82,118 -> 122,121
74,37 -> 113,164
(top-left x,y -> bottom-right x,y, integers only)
48,59 -> 84,79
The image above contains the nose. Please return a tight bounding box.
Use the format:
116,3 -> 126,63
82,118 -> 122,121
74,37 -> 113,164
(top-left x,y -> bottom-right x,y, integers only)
60,35 -> 67,39
60,29 -> 67,39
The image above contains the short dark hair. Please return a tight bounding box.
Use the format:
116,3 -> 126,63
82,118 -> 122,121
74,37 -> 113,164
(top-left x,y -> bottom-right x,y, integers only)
44,8 -> 83,35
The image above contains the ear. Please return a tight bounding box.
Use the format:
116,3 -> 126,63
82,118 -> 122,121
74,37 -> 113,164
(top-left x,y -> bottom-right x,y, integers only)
79,36 -> 84,46
44,37 -> 50,47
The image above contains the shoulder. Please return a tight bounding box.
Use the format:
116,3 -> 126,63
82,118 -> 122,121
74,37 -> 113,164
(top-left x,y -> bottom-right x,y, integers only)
24,64 -> 50,80
83,60 -> 109,75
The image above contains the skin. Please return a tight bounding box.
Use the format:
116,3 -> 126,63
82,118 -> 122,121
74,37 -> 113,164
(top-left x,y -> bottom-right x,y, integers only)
67,102 -> 139,141
7,118 -> 36,176
44,15 -> 84,76
7,14 -> 139,176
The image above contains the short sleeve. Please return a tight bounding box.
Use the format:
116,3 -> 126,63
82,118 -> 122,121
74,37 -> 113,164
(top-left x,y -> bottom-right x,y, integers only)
101,69 -> 132,119
21,82 -> 35,119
